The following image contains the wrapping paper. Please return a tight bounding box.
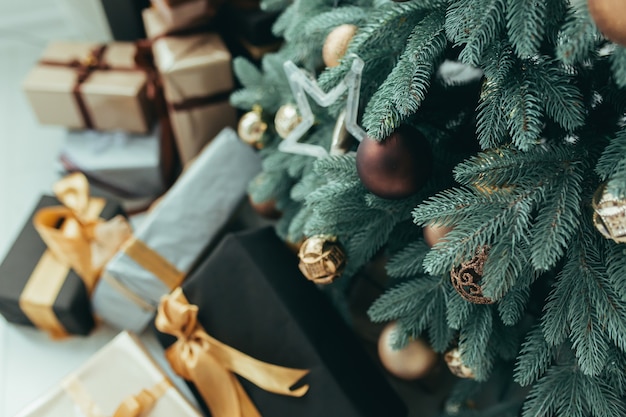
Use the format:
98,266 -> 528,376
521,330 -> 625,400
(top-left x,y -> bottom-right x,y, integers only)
153,227 -> 408,417
60,128 -> 163,198
14,331 -> 201,417
92,128 -> 261,333
143,8 -> 236,164
151,0 -> 221,33
22,41 -> 153,133
0,194 -> 125,337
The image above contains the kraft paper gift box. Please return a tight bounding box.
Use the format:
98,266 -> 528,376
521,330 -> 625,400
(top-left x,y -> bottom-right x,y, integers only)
92,127 -> 261,333
14,331 -> 202,417
143,8 -> 237,164
23,41 -> 155,134
150,0 -> 223,34
0,174 -> 129,338
152,227 -> 408,417
60,128 -> 164,198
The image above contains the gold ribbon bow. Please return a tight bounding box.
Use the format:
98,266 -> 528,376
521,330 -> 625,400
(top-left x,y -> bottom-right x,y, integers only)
63,375 -> 171,417
155,288 -> 310,417
33,173 -> 132,291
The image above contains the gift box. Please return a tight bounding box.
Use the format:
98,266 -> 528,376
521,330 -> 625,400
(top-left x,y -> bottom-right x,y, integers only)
14,331 -> 201,417
60,128 -> 164,198
0,174 -> 130,338
151,0 -> 223,34
22,41 -> 155,133
93,127 -> 261,333
143,8 -> 237,164
153,227 -> 408,417
100,0 -> 151,40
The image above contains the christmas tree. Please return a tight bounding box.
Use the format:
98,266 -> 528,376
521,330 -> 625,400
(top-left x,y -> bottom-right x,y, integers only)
232,0 -> 626,415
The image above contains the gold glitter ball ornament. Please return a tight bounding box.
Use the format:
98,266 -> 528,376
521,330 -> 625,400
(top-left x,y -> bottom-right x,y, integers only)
444,348 -> 475,379
450,246 -> 494,305
593,183 -> 626,243
237,105 -> 267,148
298,235 -> 346,285
322,24 -> 357,68
274,104 -> 301,139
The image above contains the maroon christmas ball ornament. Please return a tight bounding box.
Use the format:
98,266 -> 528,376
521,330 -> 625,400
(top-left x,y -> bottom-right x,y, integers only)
356,126 -> 433,199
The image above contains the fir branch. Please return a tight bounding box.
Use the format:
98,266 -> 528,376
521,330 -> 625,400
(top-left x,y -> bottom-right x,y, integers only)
596,125 -> 626,198
385,240 -> 430,278
367,275 -> 441,322
527,60 -> 586,132
232,57 -> 263,88
363,10 -> 447,138
505,0 -> 546,58
457,0 -> 507,66
476,78 -> 509,149
459,306 -> 495,381
522,366 -> 585,417
481,237 -> 529,300
530,167 -> 583,271
497,284 -> 530,326
428,286 -> 456,351
556,2 -> 601,66
445,0 -> 478,45
611,46 -> 626,88
514,325 -> 555,386
502,68 -> 544,150
446,285 -> 478,330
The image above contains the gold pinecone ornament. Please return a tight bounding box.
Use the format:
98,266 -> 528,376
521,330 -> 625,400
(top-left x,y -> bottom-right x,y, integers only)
592,183 -> 626,243
444,348 -> 475,379
298,235 -> 346,285
450,246 -> 494,305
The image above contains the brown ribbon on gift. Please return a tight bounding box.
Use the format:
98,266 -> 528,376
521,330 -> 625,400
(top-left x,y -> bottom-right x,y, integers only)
19,173 -> 132,338
155,288 -> 310,417
40,45 -> 108,129
62,375 -> 172,417
39,43 -> 179,187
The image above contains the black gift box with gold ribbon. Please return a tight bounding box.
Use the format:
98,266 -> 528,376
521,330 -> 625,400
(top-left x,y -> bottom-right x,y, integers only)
153,227 -> 407,417
0,191 -> 126,337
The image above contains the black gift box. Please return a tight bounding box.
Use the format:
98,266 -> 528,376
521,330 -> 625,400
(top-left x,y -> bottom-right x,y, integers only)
0,195 -> 125,335
154,227 -> 407,417
100,0 -> 150,40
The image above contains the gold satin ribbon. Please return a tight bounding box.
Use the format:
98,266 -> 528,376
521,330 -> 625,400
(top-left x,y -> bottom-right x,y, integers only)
62,375 -> 172,417
19,173 -> 132,338
155,288 -> 310,417
121,237 -> 185,290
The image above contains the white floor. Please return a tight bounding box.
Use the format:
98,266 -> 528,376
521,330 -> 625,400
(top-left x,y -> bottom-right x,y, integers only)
0,2 -> 195,415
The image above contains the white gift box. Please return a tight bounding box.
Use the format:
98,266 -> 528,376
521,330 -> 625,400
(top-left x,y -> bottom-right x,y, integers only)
92,128 -> 261,332
60,128 -> 163,198
14,331 -> 201,417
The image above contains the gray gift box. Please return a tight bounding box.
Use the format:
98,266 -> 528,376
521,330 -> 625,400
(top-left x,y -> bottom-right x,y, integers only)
92,128 -> 261,332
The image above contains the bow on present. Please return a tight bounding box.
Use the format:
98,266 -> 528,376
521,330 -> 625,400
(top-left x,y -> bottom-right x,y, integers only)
33,173 -> 132,292
155,288 -> 310,417
63,375 -> 171,417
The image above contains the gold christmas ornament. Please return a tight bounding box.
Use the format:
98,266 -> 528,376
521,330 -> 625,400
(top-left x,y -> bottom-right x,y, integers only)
588,0 -> 626,46
450,247 -> 494,305
298,235 -> 346,285
322,24 -> 358,68
592,183 -> 626,243
274,104 -> 301,139
444,348 -> 475,379
377,322 -> 438,380
237,105 -> 267,149
423,223 -> 453,247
